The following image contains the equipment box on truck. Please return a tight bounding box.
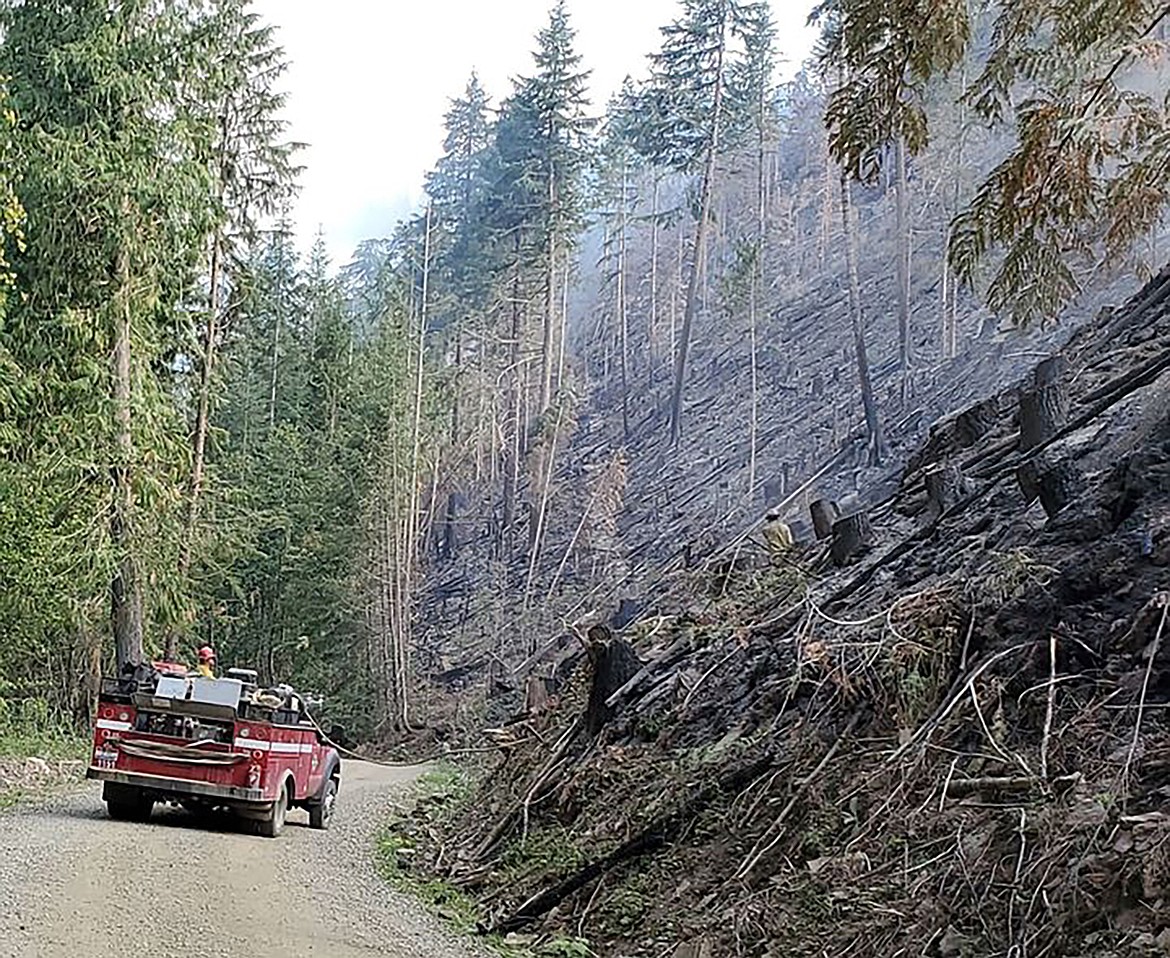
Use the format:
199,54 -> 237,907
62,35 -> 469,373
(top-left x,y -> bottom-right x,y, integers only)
87,664 -> 340,837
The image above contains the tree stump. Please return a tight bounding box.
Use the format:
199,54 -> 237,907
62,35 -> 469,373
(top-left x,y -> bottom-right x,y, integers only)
924,462 -> 965,520
524,674 -> 550,716
1037,459 -> 1083,519
1019,356 -> 1068,451
954,396 -> 1002,448
810,499 -> 839,540
831,511 -> 874,566
1016,458 -> 1044,505
584,625 -> 641,735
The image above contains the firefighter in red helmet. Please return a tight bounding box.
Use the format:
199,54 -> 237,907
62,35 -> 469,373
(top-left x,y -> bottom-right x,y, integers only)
195,646 -> 217,679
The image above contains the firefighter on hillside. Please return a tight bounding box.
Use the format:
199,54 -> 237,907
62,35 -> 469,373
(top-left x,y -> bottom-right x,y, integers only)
195,646 -> 217,679
761,513 -> 794,559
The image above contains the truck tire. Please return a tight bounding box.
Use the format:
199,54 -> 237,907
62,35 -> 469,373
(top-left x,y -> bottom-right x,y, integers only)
308,777 -> 337,831
104,783 -> 153,823
256,782 -> 288,838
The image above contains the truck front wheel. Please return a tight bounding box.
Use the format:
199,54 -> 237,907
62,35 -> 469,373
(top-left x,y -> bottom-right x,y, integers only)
256,783 -> 288,838
104,783 -> 153,823
308,777 -> 337,830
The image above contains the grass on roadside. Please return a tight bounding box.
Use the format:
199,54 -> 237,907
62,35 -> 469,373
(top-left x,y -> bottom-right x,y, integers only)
376,763 -> 596,958
0,697 -> 88,809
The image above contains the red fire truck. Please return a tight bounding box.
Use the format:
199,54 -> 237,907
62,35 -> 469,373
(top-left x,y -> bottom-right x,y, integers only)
86,663 -> 340,838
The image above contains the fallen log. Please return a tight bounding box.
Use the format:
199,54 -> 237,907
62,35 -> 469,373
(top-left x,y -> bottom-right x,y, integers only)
489,754 -> 774,935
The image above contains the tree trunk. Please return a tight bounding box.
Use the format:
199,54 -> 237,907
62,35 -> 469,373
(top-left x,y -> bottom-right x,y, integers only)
584,625 -> 641,736
618,161 -> 631,440
503,238 -> 523,539
669,32 -> 725,445
944,58 -> 968,360
924,462 -> 965,520
1019,356 -> 1067,451
166,230 -> 223,660
443,329 -> 463,561
268,237 -> 284,428
397,205 -> 433,733
541,173 -> 557,414
895,136 -> 912,391
831,510 -> 873,566
111,202 -> 144,671
840,169 -> 886,465
810,498 -> 839,540
649,175 -> 660,373
749,84 -> 765,500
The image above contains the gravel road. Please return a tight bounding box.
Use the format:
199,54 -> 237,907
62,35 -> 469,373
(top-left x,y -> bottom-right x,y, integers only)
0,761 -> 487,958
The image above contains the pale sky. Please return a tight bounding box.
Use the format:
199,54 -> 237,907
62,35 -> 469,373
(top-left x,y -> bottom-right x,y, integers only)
251,0 -> 821,265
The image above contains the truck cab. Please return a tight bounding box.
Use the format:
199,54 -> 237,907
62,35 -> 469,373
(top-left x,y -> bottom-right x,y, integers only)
86,662 -> 340,837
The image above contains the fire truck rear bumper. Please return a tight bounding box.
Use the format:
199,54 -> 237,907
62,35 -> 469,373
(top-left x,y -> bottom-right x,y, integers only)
86,767 -> 266,804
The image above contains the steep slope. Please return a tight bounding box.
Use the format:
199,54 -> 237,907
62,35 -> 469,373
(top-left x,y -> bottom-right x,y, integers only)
406,265 -> 1170,957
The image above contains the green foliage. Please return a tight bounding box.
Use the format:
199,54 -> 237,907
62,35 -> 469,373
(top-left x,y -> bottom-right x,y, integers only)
0,0 -> 222,685
626,0 -> 773,173
0,697 -> 86,760
819,0 -> 1170,324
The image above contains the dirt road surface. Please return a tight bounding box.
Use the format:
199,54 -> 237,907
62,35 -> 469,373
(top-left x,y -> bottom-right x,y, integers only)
0,761 -> 486,958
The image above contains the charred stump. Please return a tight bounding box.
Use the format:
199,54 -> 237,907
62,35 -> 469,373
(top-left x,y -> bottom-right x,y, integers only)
584,624 -> 641,736
924,462 -> 966,521
1017,452 -> 1083,518
1017,457 -> 1044,505
905,395 -> 1004,476
1019,356 -> 1068,451
955,396 -> 1002,448
831,511 -> 874,566
810,499 -> 839,540
1037,459 -> 1083,519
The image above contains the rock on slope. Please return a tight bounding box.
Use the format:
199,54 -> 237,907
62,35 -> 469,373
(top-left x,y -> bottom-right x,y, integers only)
409,266 -> 1170,957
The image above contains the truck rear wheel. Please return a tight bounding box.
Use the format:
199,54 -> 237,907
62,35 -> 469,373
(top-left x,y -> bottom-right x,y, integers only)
104,783 -> 154,823
256,783 -> 288,838
308,777 -> 337,830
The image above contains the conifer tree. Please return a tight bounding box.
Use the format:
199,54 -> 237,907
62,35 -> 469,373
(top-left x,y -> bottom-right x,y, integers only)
170,0 -> 301,657
426,73 -> 493,316
0,0 -> 217,669
634,0 -> 774,443
514,1 -> 594,414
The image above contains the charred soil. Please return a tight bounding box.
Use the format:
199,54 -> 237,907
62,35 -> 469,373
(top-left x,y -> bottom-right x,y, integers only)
397,268 -> 1170,957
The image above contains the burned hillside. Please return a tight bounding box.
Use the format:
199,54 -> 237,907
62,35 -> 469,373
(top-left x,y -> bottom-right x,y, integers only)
396,266 -> 1170,957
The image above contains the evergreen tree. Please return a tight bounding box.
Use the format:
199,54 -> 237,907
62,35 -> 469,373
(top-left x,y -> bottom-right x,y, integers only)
426,72 -> 493,320
171,0 -> 301,656
634,0 -> 774,443
0,0 -> 217,669
514,1 -> 594,414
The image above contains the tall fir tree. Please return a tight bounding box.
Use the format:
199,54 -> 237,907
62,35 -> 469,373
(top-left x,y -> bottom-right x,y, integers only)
0,0 -> 217,669
515,1 -> 594,414
634,0 -> 774,443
